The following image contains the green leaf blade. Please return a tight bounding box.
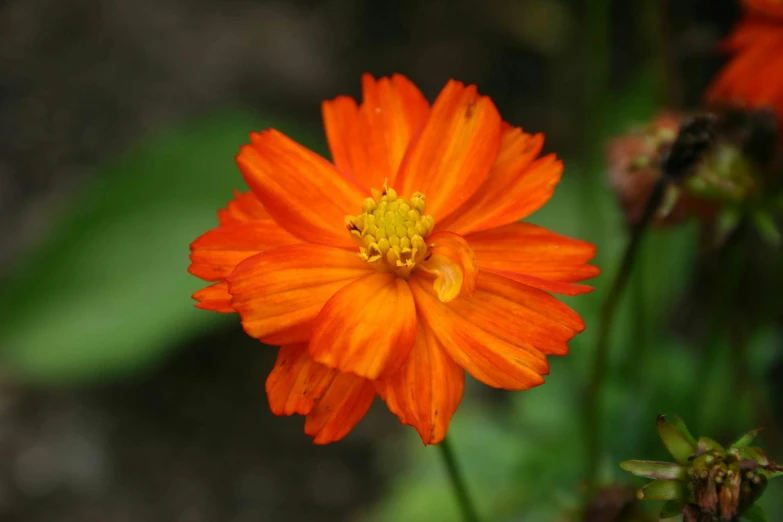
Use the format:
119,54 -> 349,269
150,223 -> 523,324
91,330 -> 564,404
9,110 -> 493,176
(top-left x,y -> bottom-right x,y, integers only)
0,110 -> 311,384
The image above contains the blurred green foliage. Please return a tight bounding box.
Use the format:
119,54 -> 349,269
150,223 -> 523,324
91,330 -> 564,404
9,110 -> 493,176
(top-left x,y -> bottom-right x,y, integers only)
0,110 -> 310,384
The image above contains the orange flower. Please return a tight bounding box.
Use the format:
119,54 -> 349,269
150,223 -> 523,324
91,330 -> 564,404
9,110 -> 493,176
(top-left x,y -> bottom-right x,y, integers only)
707,0 -> 783,125
189,74 -> 598,445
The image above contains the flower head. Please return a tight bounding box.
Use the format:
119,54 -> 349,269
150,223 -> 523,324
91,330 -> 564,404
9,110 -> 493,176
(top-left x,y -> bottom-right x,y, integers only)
608,112 -> 714,225
607,108 -> 783,234
707,0 -> 783,128
189,74 -> 598,444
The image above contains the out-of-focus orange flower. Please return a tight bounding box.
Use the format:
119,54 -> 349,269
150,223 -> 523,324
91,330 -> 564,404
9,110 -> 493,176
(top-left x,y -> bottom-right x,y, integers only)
189,74 -> 598,445
607,112 -> 720,225
708,0 -> 783,126
608,112 -> 686,224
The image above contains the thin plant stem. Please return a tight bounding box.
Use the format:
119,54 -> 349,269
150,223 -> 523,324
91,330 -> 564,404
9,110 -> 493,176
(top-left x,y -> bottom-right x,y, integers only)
698,226 -> 783,452
438,436 -> 481,522
694,225 -> 747,429
728,312 -> 783,454
584,0 -> 611,114
584,177 -> 667,483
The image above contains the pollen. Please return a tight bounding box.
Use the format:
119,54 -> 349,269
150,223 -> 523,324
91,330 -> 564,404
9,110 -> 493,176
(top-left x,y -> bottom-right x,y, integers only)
345,184 -> 435,277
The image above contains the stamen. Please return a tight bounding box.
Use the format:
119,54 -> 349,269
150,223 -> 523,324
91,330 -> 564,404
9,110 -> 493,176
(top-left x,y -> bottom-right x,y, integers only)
345,183 -> 435,277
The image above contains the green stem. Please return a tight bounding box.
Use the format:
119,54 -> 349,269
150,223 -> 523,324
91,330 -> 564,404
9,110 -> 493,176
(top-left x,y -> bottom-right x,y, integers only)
698,225 -> 783,451
693,223 -> 747,429
641,0 -> 681,107
584,177 -> 666,483
727,311 -> 783,454
439,436 -> 481,522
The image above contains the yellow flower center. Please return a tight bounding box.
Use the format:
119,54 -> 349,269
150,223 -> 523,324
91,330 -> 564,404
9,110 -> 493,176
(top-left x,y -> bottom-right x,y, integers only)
345,185 -> 435,277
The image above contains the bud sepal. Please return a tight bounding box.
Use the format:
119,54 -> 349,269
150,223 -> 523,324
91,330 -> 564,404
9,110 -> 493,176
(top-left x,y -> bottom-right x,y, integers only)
620,416 -> 781,520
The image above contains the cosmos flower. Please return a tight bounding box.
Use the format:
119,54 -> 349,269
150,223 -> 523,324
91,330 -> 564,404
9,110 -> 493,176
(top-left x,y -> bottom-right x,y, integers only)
708,0 -> 783,126
189,74 -> 598,445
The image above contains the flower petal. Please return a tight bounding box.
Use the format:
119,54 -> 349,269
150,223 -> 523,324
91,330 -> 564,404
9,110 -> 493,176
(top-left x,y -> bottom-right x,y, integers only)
266,344 -> 337,416
310,272 -> 417,380
486,271 -> 596,296
394,80 -> 502,222
743,0 -> 783,18
323,74 -> 429,190
379,320 -> 465,445
189,221 -> 300,281
409,273 -> 550,390
467,270 -> 585,355
437,126 -> 563,235
190,191 -> 296,312
236,129 -> 368,249
304,372 -> 376,444
217,190 -> 270,225
228,244 -> 372,345
192,282 -> 234,313
419,231 -> 477,302
466,222 -> 600,292
707,17 -> 783,123
322,95 -> 366,177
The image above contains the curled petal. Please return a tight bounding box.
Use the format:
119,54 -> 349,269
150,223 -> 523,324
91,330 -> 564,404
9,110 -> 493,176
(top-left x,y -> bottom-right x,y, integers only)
304,373 -> 376,444
395,80 -> 502,222
310,272 -> 417,380
323,74 -> 429,189
419,231 -> 477,302
379,320 -> 464,445
228,244 -> 372,345
236,129 -> 368,249
438,126 -> 563,235
193,282 -> 234,313
266,344 -> 336,416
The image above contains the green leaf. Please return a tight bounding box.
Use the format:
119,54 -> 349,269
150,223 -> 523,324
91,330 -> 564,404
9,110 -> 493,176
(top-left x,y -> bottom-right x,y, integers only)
732,429 -> 763,449
716,207 -> 742,245
765,464 -> 783,479
659,499 -> 685,519
696,436 -> 726,455
637,479 -> 685,501
751,210 -> 782,247
729,445 -> 771,469
657,415 -> 697,464
740,504 -> 770,522
0,110 -> 312,384
620,460 -> 686,480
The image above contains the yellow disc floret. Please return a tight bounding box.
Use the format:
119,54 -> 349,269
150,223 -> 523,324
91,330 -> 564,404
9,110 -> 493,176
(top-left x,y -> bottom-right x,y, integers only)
345,184 -> 435,277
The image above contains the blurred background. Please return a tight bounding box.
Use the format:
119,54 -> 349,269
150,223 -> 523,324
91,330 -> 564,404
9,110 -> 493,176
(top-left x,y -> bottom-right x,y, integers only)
1,0 -> 781,520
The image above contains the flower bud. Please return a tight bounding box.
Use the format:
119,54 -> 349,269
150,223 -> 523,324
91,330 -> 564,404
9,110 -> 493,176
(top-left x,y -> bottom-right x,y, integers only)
620,416 -> 781,521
